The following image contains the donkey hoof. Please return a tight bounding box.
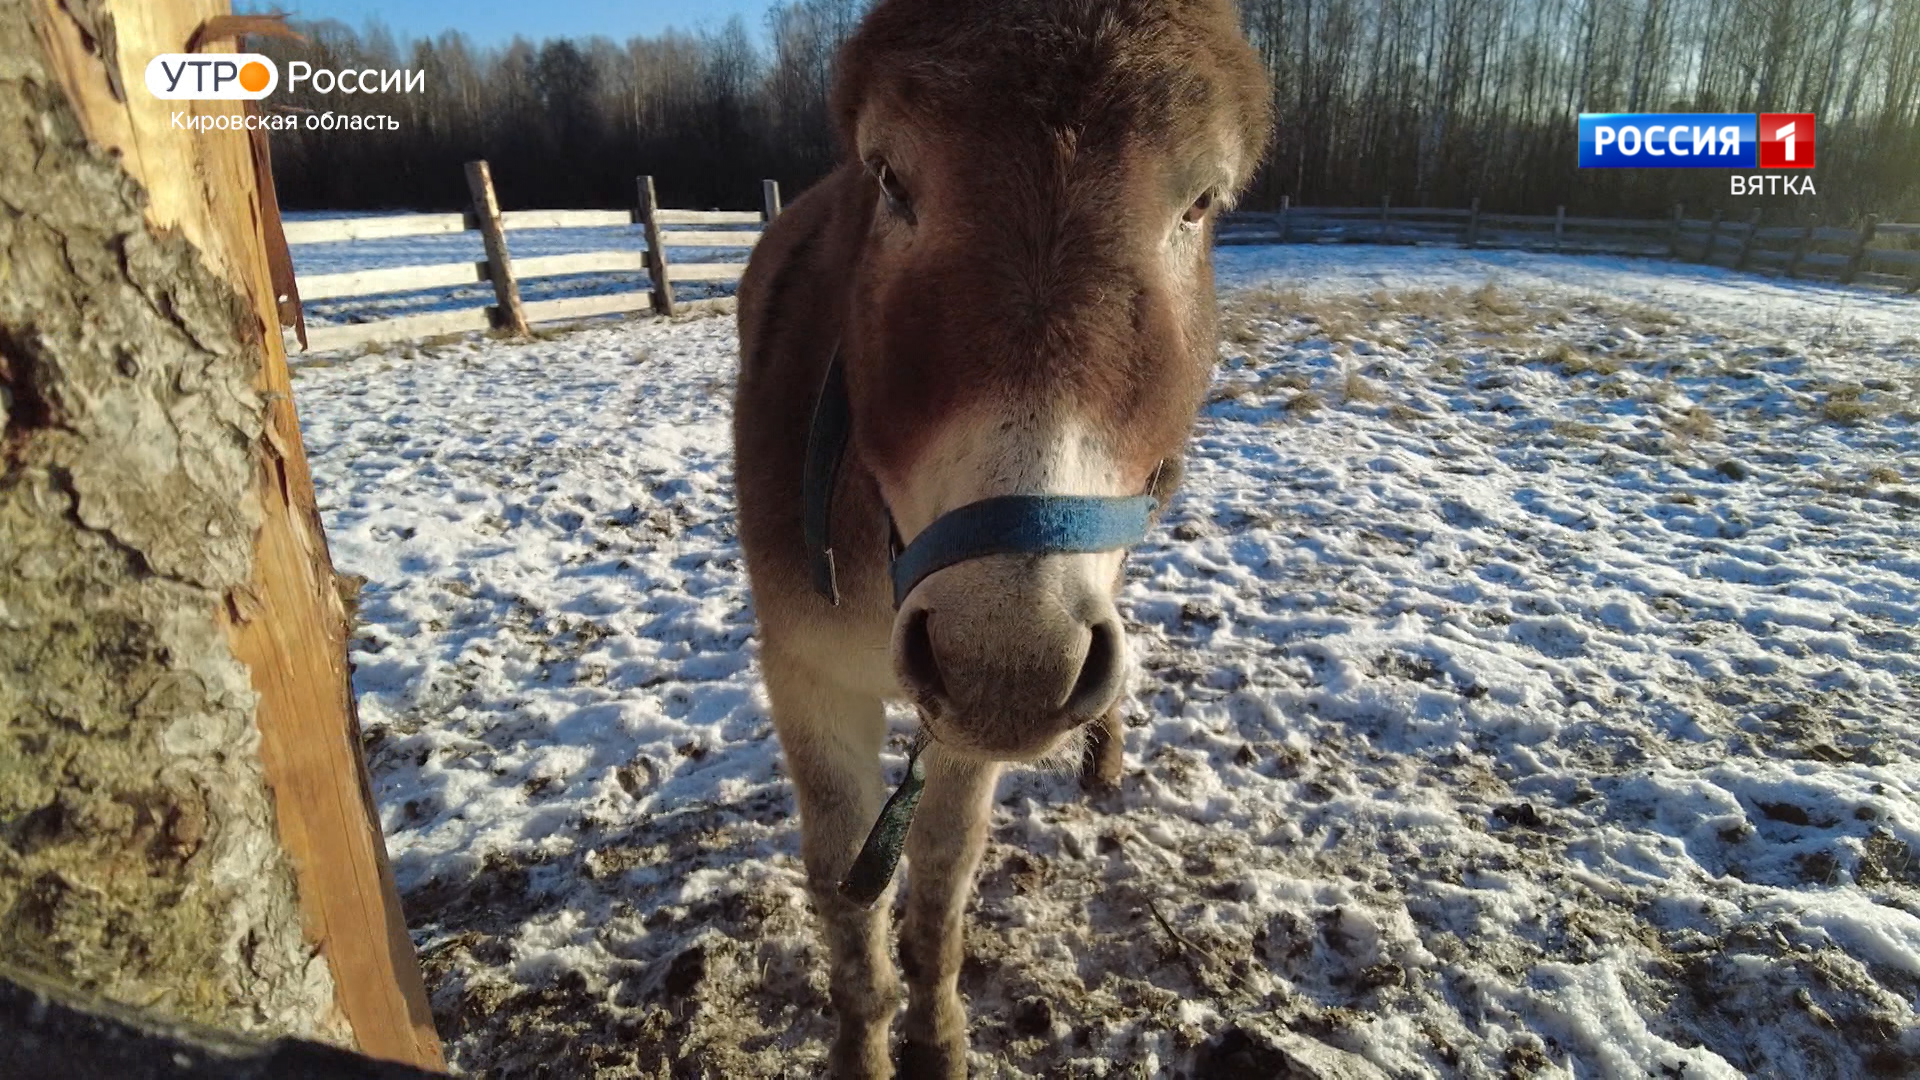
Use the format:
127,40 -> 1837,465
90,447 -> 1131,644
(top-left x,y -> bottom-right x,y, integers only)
898,1038 -> 967,1079
829,1025 -> 894,1080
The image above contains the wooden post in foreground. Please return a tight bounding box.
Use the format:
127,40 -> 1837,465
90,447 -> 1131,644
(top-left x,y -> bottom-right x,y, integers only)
3,0 -> 443,1069
466,160 -> 529,335
1379,194 -> 1391,243
762,179 -> 783,222
1554,205 -> 1566,252
1841,215 -> 1878,285
1702,208 -> 1724,264
1668,203 -> 1685,257
638,175 -> 676,317
1465,197 -> 1481,248
1278,195 -> 1292,242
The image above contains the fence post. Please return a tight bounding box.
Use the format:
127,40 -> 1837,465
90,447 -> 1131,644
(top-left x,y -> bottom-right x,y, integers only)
637,174 -> 676,318
1554,205 -> 1566,252
465,160 -> 529,335
1701,208 -> 1723,264
1734,207 -> 1763,271
1379,194 -> 1391,243
761,179 -> 783,222
1668,203 -> 1684,257
1279,195 -> 1291,243
1786,213 -> 1817,279
1466,196 -> 1480,248
1841,214 -> 1878,285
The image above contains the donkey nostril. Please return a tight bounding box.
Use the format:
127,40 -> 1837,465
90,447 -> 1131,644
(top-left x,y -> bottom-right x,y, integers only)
899,608 -> 947,704
1063,618 -> 1124,718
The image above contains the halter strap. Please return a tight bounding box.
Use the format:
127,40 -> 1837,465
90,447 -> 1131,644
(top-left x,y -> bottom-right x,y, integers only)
888,493 -> 1156,607
801,348 -> 852,604
800,347 -> 1162,609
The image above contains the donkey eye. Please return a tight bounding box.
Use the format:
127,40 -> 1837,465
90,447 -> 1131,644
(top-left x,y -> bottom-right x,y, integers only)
1183,190 -> 1215,225
872,161 -> 914,220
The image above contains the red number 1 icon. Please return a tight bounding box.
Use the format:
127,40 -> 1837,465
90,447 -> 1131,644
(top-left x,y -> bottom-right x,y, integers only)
1758,113 -> 1816,169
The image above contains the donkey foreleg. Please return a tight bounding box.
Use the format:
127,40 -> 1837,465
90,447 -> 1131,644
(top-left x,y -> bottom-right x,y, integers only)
898,747 -> 1001,1078
762,647 -> 899,1079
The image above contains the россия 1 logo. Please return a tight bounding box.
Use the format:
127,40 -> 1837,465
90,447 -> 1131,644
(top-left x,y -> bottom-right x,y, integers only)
145,54 -> 279,99
1578,113 -> 1815,169
1757,113 -> 1815,168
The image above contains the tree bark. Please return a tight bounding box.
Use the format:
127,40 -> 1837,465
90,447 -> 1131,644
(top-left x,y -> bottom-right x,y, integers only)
0,0 -> 442,1068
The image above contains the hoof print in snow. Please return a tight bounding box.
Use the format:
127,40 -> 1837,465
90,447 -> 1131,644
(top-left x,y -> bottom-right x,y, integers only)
662,944 -> 707,998
1758,801 -> 1815,827
1493,802 -> 1544,829
1714,458 -> 1750,480
1193,1024 -> 1389,1080
1011,996 -> 1055,1037
1858,830 -> 1920,887
1374,653 -> 1443,683
1796,850 -> 1842,885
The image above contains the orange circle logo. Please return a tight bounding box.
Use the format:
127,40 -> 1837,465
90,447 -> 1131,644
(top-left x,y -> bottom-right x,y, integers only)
239,61 -> 270,93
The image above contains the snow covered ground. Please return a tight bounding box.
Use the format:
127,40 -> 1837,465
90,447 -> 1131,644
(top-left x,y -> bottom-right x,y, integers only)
292,246 -> 1920,1078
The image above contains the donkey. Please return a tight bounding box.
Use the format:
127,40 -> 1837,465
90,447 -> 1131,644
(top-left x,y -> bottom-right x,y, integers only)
733,1 -> 1271,1074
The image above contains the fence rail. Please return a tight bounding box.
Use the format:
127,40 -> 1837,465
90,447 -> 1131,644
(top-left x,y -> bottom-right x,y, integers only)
287,184 -> 1919,353
1217,196 -> 1919,292
1668,208 -> 1917,289
1218,200 -> 1671,257
285,161 -> 778,353
282,213 -> 468,244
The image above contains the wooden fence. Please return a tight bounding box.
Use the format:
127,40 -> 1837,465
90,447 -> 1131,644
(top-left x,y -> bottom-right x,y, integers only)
285,161 -> 778,353
289,183 -> 1920,353
1217,196 -> 1920,292
1670,210 -> 1920,290
1216,198 -> 1675,256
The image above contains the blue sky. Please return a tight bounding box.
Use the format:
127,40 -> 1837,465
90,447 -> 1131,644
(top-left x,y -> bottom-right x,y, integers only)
269,0 -> 779,46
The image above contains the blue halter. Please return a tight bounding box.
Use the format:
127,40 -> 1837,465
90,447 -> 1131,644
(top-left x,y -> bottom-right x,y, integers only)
802,348 -> 1163,608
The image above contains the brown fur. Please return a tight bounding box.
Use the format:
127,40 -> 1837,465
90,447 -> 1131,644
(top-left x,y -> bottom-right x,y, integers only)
733,2 -> 1270,1074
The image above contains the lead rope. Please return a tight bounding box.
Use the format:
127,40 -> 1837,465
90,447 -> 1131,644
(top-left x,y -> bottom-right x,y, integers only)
837,729 -> 929,909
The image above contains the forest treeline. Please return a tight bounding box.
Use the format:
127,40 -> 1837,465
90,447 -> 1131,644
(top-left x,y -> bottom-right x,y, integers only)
258,0 -> 1920,222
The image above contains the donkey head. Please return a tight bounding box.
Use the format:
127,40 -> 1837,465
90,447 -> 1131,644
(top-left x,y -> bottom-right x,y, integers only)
832,0 -> 1272,762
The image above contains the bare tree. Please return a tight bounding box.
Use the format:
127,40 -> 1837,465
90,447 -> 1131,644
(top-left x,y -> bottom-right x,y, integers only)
257,0 -> 1919,219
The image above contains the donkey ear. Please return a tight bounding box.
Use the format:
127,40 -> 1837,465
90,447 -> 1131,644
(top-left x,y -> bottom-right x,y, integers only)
1206,0 -> 1277,195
